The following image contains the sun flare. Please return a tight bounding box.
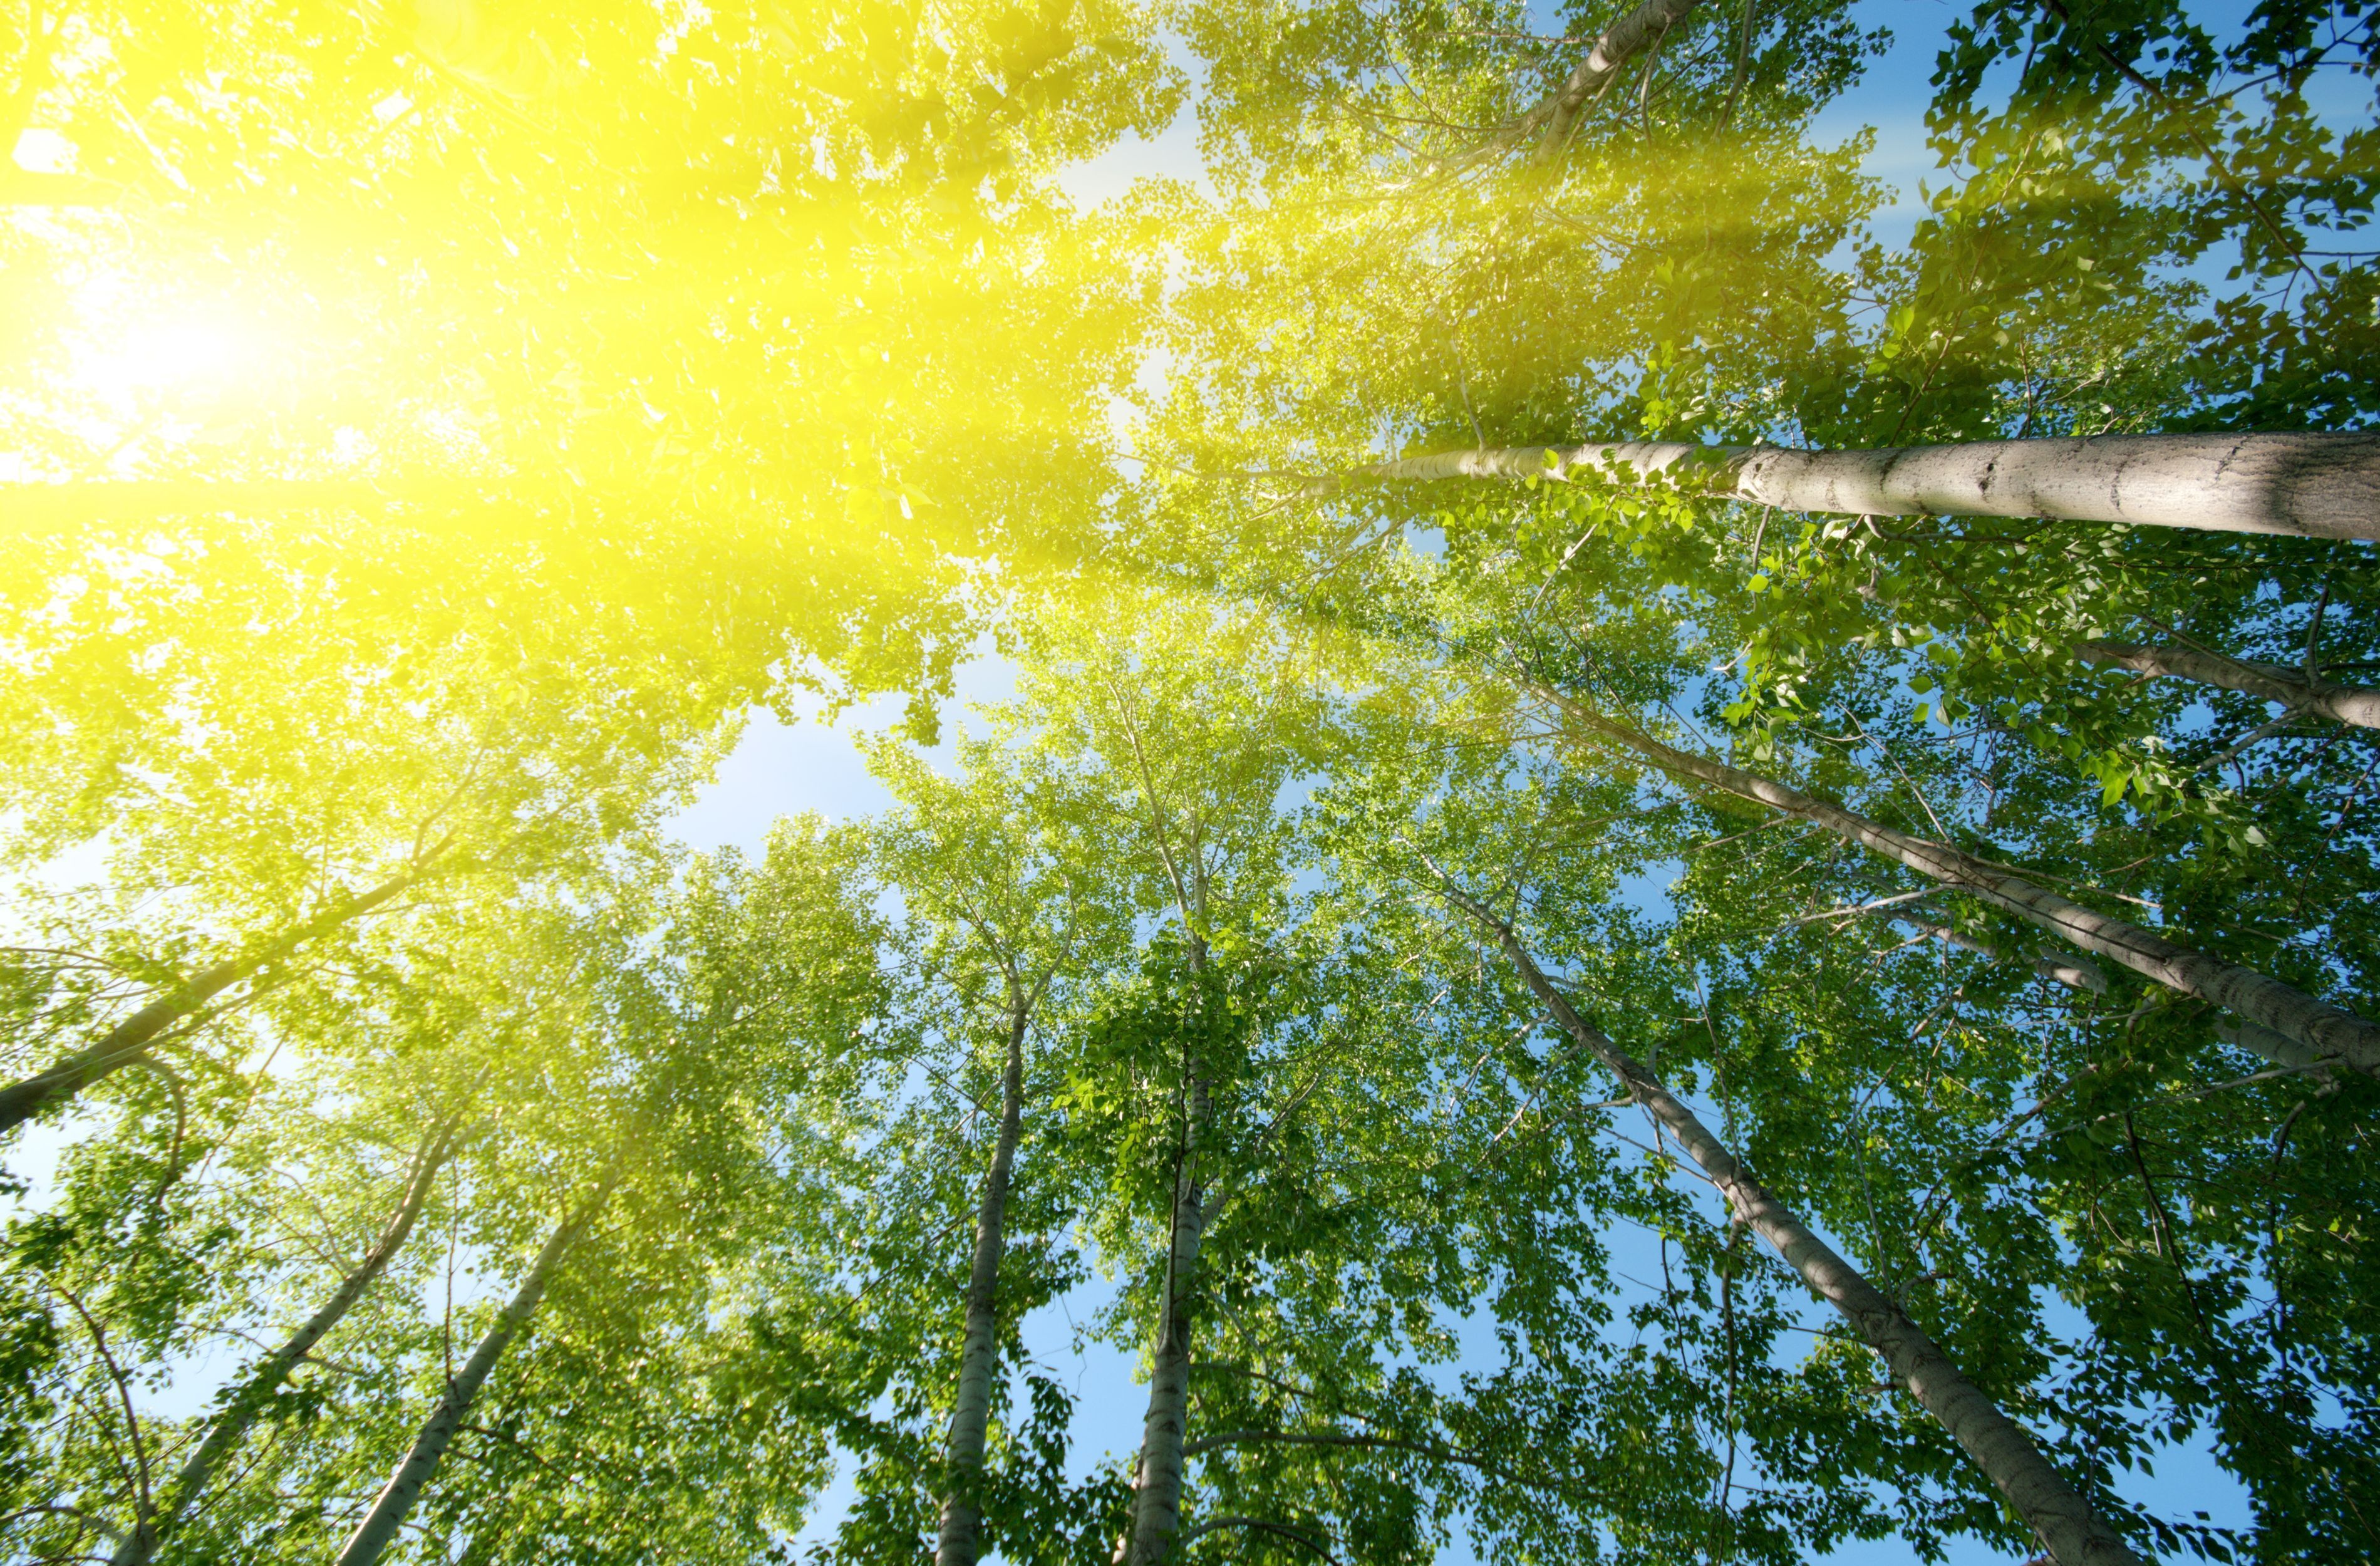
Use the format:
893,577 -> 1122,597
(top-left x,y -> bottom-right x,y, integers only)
69,309 -> 263,406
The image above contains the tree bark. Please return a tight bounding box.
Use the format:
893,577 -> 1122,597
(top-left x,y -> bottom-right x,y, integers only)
331,1173 -> 612,1566
934,1003 -> 1030,1566
1545,688 -> 2380,1079
1499,0 -> 1706,160
1125,1127 -> 1207,1566
1127,914 -> 1211,1566
2079,641 -> 2380,729
1306,432 -> 2380,541
1429,872 -> 2143,1566
2215,1019 -> 2336,1080
1892,915 -> 2109,993
111,1122 -> 458,1565
0,858 -> 444,1136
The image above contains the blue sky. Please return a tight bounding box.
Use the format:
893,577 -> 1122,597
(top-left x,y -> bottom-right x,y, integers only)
664,6 -> 2275,1555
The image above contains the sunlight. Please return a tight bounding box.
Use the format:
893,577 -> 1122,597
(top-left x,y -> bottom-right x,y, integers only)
69,306 -> 262,405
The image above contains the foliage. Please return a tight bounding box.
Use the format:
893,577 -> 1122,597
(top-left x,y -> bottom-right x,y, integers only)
3,0 -> 2376,1562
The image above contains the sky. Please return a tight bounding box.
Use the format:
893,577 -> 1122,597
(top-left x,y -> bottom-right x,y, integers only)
0,0 -> 2334,1556
653,4 -> 2271,1558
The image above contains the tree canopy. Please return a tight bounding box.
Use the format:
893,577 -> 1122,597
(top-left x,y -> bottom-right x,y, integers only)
3,0 -> 2376,1562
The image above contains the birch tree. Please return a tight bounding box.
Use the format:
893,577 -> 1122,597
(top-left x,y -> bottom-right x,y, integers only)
867,737 -> 1119,1566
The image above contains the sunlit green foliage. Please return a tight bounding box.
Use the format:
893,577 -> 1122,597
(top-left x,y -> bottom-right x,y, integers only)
3,0 -> 2375,1562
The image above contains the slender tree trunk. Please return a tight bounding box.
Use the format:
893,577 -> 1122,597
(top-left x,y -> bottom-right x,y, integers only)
935,1004 -> 1030,1566
111,1122 -> 459,1566
332,1173 -> 612,1566
0,859 -> 443,1136
1430,873 -> 2142,1566
1546,689 -> 2380,1078
1306,432 -> 2380,541
2216,1019 -> 2337,1084
2079,640 -> 2380,729
1894,915 -> 2109,993
1127,923 -> 1211,1566
1499,0 -> 1705,160
1126,1099 -> 1208,1566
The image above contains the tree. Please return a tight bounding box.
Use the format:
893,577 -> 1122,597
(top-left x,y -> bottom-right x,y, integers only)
6,0 -> 2379,1560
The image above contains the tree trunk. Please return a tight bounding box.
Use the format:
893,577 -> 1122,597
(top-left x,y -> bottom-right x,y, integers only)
1893,915 -> 2109,993
112,1122 -> 458,1565
0,859 -> 443,1136
1125,1107 -> 1208,1566
1431,873 -> 2142,1566
331,1173 -> 612,1566
1503,0 -> 1706,160
2215,1019 -> 2336,1085
1127,921 -> 1211,1566
934,1004 -> 1030,1566
2079,641 -> 2380,729
1546,689 -> 2380,1079
1308,432 -> 2380,541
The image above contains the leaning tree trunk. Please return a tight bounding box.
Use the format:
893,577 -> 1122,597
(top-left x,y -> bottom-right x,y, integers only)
935,1005 -> 1030,1566
1306,432 -> 2380,541
1499,0 -> 1705,160
113,1121 -> 460,1566
331,1172 -> 613,1566
1888,913 -> 2109,994
1544,687 -> 2380,1079
2079,641 -> 2380,729
1429,871 -> 2142,1566
0,856 -> 445,1136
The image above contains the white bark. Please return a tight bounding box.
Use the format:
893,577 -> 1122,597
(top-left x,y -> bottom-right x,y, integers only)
1499,0 -> 1707,160
1125,1082 -> 1208,1565
1431,872 -> 2143,1566
1548,691 -> 2380,1079
0,856 -> 445,1135
934,1007 -> 1029,1566
1311,432 -> 2380,541
332,1174 -> 613,1566
112,1124 -> 458,1565
1891,915 -> 2110,993
2216,1019 -> 2335,1082
2079,640 -> 2380,729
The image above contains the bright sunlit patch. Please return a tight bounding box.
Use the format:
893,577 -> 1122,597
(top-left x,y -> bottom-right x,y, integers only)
10,127 -> 75,174
70,309 -> 263,405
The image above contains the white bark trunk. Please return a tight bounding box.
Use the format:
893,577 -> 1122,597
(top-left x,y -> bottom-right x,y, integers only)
1547,691 -> 2380,1079
332,1174 -> 612,1566
0,858 -> 444,1135
1312,432 -> 2380,541
1893,915 -> 2110,993
1126,925 -> 1211,1566
112,1124 -> 458,1565
2216,1019 -> 2334,1079
934,1008 -> 1029,1566
1125,1086 -> 1208,1565
1500,0 -> 1707,159
1432,874 -> 2143,1566
2079,641 -> 2380,729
